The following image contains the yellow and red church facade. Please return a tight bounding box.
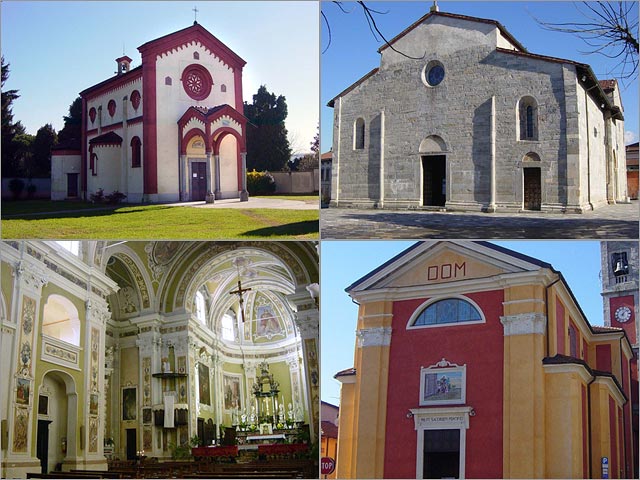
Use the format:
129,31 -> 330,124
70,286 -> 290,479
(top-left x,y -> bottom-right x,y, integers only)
51,22 -> 248,203
335,241 -> 637,479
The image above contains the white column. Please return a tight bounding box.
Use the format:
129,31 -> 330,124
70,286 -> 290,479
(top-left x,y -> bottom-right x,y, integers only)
488,95 -> 497,212
205,152 -> 214,203
214,155 -> 221,197
179,155 -> 188,201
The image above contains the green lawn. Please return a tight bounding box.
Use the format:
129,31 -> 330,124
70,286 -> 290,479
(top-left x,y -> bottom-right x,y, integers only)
1,204 -> 318,239
254,194 -> 319,203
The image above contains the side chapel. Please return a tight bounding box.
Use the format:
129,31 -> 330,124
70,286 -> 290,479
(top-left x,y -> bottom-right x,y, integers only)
52,22 -> 249,203
0,241 -> 319,478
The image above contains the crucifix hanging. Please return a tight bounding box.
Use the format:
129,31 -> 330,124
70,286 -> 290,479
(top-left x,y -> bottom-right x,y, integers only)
230,279 -> 251,323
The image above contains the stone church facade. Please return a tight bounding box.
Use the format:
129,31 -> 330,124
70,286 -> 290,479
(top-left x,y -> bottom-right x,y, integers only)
52,22 -> 249,203
329,9 -> 628,212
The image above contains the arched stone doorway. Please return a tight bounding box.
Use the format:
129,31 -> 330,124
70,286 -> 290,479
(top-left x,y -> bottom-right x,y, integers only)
419,135 -> 448,207
522,152 -> 542,211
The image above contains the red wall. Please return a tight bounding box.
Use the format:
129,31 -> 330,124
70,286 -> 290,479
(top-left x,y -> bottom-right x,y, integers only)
610,397 -> 618,478
609,295 -> 636,344
596,344 -> 612,373
383,289 -> 504,479
556,301 -> 565,355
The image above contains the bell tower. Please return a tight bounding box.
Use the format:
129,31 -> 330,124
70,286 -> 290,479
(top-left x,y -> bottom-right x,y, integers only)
115,55 -> 132,75
600,241 -> 639,346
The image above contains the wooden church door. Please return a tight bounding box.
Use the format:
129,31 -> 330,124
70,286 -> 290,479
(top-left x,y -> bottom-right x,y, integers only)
191,162 -> 207,201
523,168 -> 541,210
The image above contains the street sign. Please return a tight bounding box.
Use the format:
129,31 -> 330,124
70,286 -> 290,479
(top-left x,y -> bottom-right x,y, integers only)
321,457 -> 336,475
602,457 -> 609,479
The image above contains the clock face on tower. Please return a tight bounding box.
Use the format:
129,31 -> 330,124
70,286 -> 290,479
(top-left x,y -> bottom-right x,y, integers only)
614,305 -> 632,323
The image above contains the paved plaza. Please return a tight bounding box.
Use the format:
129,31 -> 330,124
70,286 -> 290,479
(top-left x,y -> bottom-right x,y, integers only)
320,201 -> 639,239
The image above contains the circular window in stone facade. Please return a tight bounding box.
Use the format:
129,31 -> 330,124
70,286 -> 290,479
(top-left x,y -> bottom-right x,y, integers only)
130,90 -> 141,110
107,99 -> 116,117
422,60 -> 445,87
181,64 -> 213,101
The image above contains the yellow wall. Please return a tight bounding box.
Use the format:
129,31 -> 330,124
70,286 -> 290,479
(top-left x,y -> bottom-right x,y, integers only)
336,380 -> 355,479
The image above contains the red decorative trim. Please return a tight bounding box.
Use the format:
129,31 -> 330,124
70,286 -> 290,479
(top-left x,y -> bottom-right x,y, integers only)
181,63 -> 213,101
116,55 -> 133,64
81,97 -> 87,198
181,128 -> 207,155
233,68 -> 243,111
138,23 -> 246,71
80,67 -> 143,100
108,99 -> 116,117
130,90 -> 141,110
141,48 -> 158,195
89,107 -> 97,124
212,127 -> 244,155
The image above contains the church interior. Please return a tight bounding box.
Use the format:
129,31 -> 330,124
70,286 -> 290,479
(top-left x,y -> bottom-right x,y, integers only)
0,241 -> 319,479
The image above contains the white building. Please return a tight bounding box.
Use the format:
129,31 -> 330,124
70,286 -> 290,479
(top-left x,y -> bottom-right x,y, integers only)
52,22 -> 249,203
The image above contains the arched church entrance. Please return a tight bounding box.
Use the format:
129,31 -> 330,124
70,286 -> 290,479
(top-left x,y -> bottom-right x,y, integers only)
419,135 -> 448,207
213,130 -> 240,199
37,371 -> 78,474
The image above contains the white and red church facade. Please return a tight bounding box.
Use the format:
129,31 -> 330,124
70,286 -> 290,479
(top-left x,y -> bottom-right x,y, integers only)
51,22 -> 249,203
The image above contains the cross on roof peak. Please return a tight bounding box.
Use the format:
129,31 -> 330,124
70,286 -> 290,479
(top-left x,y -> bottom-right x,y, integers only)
193,5 -> 199,24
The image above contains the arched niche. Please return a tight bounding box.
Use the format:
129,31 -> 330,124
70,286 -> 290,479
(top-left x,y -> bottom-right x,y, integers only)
419,135 -> 448,154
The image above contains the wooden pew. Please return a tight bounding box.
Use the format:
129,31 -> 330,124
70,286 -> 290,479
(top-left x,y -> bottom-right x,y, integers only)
27,474 -> 102,479
70,469 -> 128,478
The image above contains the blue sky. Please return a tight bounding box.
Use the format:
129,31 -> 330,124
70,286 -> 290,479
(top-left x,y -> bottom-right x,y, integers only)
320,240 -> 608,405
320,1 -> 639,153
1,1 -> 319,153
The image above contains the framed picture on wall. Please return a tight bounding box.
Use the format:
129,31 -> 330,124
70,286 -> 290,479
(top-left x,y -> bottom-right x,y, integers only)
419,361 -> 466,406
142,408 -> 152,425
122,387 -> 137,421
198,363 -> 211,406
223,374 -> 242,411
16,378 -> 30,405
38,395 -> 48,415
89,393 -> 99,415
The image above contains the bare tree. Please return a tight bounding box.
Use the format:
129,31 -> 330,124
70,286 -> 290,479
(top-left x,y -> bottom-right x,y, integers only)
534,1 -> 638,81
322,1 -> 423,59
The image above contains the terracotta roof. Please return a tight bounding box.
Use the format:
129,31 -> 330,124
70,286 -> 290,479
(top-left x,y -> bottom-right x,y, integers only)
321,421 -> 338,439
89,131 -> 123,145
327,68 -> 379,107
592,325 -> 624,333
379,11 -> 527,54
321,151 -> 332,161
334,367 -> 356,378
599,79 -> 618,92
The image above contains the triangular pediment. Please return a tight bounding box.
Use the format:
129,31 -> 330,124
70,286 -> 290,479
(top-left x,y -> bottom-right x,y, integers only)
348,241 -> 550,293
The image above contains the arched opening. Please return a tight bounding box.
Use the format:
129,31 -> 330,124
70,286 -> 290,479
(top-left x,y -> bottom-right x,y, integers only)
517,96 -> 538,141
419,135 -> 448,207
42,295 -> 81,346
214,131 -> 240,198
38,371 -> 78,473
130,136 -> 142,168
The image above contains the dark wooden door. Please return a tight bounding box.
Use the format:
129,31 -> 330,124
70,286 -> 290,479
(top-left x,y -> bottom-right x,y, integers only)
523,168 -> 541,210
191,162 -> 207,201
37,420 -> 51,474
126,428 -> 137,460
422,155 -> 446,206
67,173 -> 79,198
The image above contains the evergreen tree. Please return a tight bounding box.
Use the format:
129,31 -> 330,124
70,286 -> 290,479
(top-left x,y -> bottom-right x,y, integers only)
31,124 -> 57,177
244,85 -> 292,172
57,96 -> 82,147
1,56 -> 26,177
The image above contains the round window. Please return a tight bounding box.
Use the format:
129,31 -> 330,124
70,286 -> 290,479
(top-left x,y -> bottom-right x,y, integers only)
181,64 -> 213,101
422,61 -> 445,87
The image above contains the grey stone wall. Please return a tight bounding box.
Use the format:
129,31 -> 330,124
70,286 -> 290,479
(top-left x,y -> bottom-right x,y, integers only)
330,15 -> 623,212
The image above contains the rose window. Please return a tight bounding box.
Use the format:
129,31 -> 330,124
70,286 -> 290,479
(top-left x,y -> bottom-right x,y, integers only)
181,64 -> 212,101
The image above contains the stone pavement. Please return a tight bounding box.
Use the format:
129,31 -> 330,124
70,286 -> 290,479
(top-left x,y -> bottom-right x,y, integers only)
320,201 -> 639,239
163,197 -> 319,210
